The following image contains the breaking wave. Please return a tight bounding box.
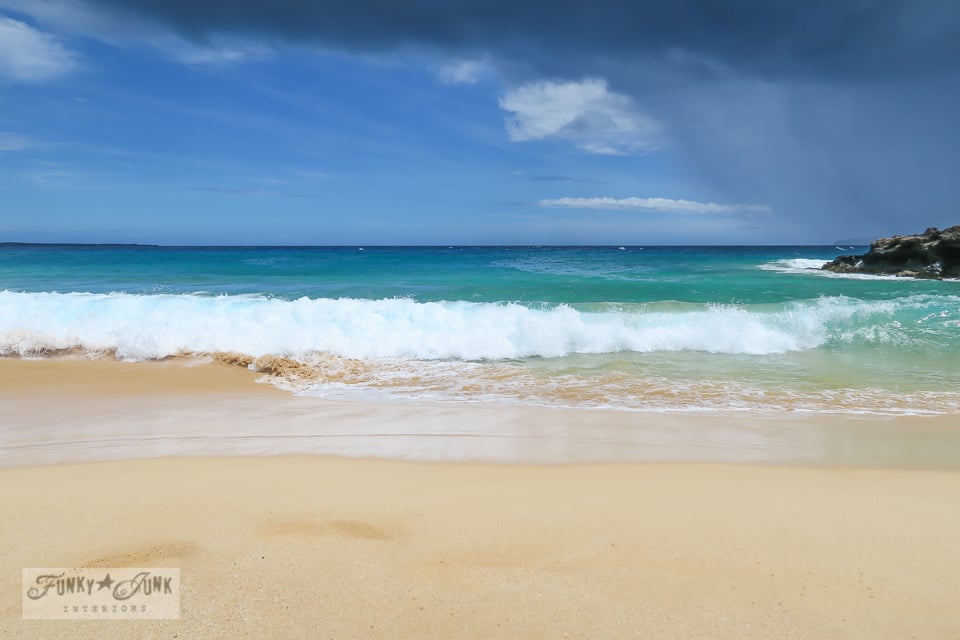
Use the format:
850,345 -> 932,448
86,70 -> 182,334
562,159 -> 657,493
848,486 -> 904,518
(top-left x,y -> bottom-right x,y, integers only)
758,258 -> 830,273
1,290 -> 957,361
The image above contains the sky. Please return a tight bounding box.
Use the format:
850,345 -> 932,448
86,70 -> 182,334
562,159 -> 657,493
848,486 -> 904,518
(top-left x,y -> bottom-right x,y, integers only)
1,0 -> 958,245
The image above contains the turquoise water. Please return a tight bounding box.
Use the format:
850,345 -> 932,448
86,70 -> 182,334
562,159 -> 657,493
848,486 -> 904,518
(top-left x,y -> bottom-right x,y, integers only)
1,244 -> 958,414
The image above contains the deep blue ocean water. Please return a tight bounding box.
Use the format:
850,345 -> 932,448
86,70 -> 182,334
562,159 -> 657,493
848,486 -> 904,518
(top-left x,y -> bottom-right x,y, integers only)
2,244 -> 958,415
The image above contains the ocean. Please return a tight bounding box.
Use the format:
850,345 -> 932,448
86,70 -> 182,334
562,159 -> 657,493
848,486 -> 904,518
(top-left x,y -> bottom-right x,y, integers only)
1,244 -> 958,416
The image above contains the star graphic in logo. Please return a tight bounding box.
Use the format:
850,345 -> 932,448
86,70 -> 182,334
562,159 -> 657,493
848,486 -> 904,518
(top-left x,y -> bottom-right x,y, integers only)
97,574 -> 114,592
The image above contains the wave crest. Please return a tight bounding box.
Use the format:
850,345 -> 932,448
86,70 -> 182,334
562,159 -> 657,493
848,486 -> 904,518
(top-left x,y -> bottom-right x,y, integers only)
0,290 -> 956,361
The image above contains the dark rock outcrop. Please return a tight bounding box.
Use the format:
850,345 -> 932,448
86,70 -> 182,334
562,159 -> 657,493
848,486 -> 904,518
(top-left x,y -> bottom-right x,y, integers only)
822,226 -> 960,279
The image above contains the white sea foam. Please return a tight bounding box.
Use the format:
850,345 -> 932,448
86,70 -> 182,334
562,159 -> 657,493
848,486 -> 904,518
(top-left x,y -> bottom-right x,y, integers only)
1,290 -> 955,361
759,258 -> 830,273
296,369 -> 960,416
3,290 -> 957,415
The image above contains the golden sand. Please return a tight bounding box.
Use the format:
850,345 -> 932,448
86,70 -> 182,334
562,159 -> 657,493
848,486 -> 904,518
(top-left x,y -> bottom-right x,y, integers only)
0,355 -> 279,396
2,457 -> 960,638
1,357 -> 960,638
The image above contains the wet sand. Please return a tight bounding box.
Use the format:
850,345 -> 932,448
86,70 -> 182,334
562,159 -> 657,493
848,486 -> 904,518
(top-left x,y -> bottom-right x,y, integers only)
1,357 -> 960,638
2,357 -> 960,468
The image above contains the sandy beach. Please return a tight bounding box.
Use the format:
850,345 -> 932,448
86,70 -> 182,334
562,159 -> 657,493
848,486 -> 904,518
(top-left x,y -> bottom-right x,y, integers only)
2,358 -> 960,638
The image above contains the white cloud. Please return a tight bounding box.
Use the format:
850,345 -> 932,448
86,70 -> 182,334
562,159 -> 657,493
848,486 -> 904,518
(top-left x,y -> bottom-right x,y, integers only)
499,78 -> 661,155
0,17 -> 76,82
437,59 -> 485,85
538,196 -> 772,214
1,0 -> 269,66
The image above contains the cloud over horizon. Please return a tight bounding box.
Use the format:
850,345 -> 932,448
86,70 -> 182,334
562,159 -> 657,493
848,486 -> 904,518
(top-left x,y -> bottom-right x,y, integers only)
539,196 -> 772,215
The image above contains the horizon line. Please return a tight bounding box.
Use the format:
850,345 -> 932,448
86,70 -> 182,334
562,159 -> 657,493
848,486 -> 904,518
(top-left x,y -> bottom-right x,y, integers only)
0,241 -> 869,249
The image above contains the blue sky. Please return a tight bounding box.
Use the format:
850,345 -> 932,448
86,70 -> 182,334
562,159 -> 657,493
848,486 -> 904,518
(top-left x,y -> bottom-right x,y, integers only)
1,1 -> 958,244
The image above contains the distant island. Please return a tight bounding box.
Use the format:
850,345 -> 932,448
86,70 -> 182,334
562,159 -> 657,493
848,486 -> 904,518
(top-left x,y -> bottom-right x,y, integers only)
822,226 -> 960,279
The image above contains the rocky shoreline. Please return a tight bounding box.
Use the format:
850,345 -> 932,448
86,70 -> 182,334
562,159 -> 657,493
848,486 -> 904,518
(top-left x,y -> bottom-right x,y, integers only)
822,226 -> 960,279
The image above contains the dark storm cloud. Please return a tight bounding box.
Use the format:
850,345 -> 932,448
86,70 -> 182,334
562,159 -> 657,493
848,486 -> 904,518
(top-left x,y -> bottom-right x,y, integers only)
81,0 -> 960,79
